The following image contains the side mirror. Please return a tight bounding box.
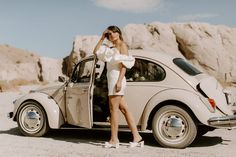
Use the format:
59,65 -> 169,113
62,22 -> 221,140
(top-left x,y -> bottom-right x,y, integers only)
58,76 -> 65,82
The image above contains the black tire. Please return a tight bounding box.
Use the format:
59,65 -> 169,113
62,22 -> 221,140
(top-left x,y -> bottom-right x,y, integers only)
17,101 -> 49,137
152,105 -> 197,148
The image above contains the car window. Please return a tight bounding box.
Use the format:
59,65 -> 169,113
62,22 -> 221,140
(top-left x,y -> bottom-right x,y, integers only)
71,59 -> 94,83
126,58 -> 166,82
173,58 -> 202,76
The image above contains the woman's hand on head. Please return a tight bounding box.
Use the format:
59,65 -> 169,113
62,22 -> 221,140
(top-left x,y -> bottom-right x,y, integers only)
101,29 -> 109,40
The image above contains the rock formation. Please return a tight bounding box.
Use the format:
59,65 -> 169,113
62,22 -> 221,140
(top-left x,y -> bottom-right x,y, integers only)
1,22 -> 236,92
0,44 -> 63,91
70,22 -> 236,86
38,57 -> 64,82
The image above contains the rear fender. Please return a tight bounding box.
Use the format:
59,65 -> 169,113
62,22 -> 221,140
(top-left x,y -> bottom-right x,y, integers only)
13,92 -> 64,129
141,89 -> 224,131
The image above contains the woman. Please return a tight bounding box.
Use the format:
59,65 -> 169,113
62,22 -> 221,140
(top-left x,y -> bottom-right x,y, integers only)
93,26 -> 143,148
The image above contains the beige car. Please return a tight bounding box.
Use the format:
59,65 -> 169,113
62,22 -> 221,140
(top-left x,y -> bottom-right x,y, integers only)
8,50 -> 236,148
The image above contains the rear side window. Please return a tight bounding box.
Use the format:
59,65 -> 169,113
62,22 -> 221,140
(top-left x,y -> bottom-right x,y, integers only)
126,58 -> 166,82
173,58 -> 201,76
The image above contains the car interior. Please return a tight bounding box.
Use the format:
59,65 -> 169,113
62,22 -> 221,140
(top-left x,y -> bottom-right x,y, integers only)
92,58 -> 166,122
93,61 -> 110,122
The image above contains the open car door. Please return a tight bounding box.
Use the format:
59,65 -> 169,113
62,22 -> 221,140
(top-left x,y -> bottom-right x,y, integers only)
66,57 -> 95,128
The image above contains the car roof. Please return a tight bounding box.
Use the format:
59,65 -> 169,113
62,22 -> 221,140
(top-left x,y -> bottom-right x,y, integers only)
85,49 -> 181,66
84,50 -> 187,80
129,49 -> 179,64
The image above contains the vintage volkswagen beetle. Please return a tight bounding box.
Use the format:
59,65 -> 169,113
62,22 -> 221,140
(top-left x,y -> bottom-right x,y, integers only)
8,50 -> 236,148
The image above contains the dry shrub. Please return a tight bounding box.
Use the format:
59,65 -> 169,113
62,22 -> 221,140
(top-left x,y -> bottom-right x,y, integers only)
0,79 -> 39,92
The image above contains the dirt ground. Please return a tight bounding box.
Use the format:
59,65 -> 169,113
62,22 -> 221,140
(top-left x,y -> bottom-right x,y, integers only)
1,92 -> 236,157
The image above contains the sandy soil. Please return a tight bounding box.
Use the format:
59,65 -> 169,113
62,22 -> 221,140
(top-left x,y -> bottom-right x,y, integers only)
1,91 -> 236,157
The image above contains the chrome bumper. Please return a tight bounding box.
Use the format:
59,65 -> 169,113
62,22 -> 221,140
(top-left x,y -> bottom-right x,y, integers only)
208,115 -> 236,128
7,112 -> 13,119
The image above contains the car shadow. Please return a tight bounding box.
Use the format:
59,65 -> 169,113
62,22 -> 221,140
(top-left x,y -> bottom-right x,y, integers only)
0,127 -> 22,136
44,129 -> 227,148
0,128 -> 225,148
190,135 -> 224,147
45,129 -> 160,147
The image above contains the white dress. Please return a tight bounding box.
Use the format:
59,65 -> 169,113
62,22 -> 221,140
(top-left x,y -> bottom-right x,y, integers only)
96,45 -> 135,96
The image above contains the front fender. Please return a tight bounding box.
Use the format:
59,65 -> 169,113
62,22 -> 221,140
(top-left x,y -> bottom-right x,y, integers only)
13,92 -> 64,129
141,89 -> 224,131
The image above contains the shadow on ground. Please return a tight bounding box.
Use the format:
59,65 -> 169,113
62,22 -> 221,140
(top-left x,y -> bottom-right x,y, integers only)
0,127 -> 224,148
46,129 -> 160,147
0,127 -> 22,136
190,135 -> 223,147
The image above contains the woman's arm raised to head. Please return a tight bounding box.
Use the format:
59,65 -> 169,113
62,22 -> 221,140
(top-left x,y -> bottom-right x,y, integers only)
93,30 -> 108,55
93,37 -> 104,55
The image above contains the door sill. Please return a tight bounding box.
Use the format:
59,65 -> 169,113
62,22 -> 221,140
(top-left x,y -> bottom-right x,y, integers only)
93,122 -> 110,127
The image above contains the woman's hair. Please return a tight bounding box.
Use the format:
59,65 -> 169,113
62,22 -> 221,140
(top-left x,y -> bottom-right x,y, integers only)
107,25 -> 123,41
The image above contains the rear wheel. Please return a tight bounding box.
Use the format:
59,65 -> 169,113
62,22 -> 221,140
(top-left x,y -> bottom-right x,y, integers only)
152,105 -> 197,148
17,101 -> 49,137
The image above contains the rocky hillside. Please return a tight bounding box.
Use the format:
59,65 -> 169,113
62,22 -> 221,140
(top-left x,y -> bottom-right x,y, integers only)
70,22 -> 236,86
0,44 -> 63,91
1,22 -> 236,91
0,44 -> 40,81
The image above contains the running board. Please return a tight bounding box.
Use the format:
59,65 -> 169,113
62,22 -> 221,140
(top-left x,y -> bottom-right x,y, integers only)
60,122 -> 143,132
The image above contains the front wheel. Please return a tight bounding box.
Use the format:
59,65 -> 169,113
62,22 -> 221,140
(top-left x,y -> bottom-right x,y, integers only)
152,105 -> 197,148
17,101 -> 49,137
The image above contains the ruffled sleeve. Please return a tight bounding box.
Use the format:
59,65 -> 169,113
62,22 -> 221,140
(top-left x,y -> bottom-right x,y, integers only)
95,46 -> 135,69
95,45 -> 114,62
113,54 -> 135,69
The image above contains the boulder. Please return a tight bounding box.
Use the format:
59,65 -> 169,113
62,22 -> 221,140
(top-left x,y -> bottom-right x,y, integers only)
70,22 -> 236,85
0,44 -> 40,82
170,23 -> 236,84
66,36 -> 100,77
0,44 -> 64,91
38,57 -> 64,82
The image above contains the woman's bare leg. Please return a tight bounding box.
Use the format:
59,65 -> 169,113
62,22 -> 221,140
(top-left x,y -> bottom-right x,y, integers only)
119,96 -> 142,142
108,95 -> 121,144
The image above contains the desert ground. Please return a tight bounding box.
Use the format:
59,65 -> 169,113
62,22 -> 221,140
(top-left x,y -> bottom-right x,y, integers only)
1,89 -> 236,157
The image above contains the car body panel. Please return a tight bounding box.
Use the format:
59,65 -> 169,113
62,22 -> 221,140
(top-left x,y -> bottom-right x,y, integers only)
66,82 -> 92,128
199,76 -> 233,115
140,88 -> 226,130
64,57 -> 96,128
13,92 -> 64,128
121,55 -> 198,126
32,82 -> 67,120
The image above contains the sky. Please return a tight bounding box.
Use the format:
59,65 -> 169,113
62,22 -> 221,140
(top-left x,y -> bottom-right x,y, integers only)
0,0 -> 235,59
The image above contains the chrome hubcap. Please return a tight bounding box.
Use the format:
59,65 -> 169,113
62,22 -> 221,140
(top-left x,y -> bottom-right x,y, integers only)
20,105 -> 43,133
159,113 -> 187,140
163,115 -> 185,138
24,111 -> 40,129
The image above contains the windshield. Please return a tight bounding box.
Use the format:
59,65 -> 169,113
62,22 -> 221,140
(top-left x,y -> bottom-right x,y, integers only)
173,58 -> 202,76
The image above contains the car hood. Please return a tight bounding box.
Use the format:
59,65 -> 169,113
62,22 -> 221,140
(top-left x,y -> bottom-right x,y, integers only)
198,76 -> 233,115
30,82 -> 65,101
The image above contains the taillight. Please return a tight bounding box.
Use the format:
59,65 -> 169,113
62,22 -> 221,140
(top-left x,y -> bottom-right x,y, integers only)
208,98 -> 216,110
